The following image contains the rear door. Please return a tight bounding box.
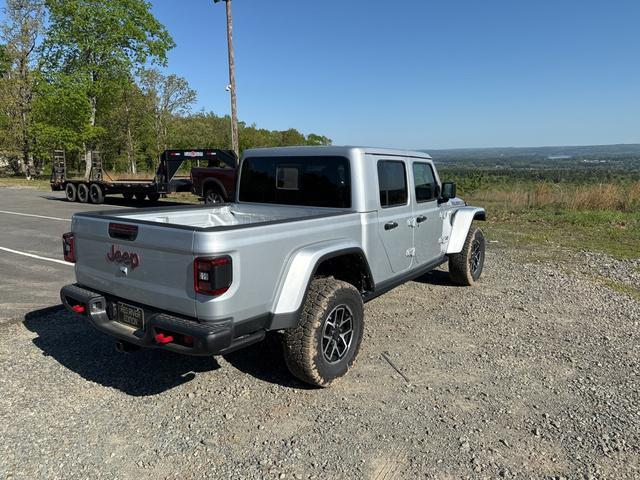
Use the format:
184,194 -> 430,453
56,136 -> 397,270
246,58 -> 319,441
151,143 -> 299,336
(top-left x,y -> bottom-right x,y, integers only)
376,159 -> 414,273
73,216 -> 196,317
411,161 -> 443,264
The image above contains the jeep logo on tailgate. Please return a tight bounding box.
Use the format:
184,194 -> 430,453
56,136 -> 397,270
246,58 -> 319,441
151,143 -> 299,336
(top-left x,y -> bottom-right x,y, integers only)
107,245 -> 140,269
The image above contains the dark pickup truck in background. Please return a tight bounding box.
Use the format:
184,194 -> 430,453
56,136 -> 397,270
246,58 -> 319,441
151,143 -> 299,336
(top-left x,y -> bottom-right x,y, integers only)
190,149 -> 238,204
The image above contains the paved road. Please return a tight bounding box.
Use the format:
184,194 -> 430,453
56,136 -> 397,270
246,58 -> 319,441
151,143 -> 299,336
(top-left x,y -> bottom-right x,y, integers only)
0,186 -> 180,323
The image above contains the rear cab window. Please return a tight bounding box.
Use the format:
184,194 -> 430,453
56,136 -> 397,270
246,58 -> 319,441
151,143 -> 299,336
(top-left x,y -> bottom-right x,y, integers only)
377,160 -> 408,208
239,156 -> 351,208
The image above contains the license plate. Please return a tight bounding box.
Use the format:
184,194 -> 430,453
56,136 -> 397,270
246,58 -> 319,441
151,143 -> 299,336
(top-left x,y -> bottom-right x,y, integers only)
117,302 -> 144,329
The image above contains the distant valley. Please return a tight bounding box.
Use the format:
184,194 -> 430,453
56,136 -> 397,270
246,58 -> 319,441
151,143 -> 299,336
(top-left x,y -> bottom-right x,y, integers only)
423,144 -> 640,170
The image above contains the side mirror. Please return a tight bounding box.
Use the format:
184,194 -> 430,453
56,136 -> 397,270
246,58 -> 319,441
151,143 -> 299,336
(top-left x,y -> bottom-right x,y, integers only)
440,182 -> 457,201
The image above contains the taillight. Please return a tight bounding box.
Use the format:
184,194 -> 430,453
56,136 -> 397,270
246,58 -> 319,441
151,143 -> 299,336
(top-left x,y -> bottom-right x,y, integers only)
194,256 -> 232,296
62,232 -> 76,263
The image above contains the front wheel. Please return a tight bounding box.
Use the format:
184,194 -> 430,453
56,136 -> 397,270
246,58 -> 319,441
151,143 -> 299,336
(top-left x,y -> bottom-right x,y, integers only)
448,226 -> 485,286
283,277 -> 364,387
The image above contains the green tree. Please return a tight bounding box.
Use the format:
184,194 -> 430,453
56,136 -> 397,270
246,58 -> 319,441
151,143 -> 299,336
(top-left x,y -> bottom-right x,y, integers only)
97,74 -> 151,173
30,72 -> 97,172
140,68 -> 196,158
169,112 -> 230,153
305,133 -> 332,146
42,0 -> 174,178
1,0 -> 45,177
0,45 -> 11,77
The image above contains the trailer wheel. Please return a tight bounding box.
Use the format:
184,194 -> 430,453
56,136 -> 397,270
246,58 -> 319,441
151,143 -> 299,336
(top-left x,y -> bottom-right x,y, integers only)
77,183 -> 90,203
89,183 -> 104,204
65,183 -> 77,202
134,193 -> 146,201
123,193 -> 134,201
147,192 -> 160,202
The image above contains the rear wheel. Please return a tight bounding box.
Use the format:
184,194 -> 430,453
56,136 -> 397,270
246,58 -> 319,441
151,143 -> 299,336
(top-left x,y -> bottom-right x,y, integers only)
147,192 -> 160,202
77,183 -> 89,203
65,183 -> 77,202
89,183 -> 104,204
204,188 -> 225,205
122,192 -> 134,201
283,277 -> 364,387
134,193 -> 146,201
448,226 -> 485,286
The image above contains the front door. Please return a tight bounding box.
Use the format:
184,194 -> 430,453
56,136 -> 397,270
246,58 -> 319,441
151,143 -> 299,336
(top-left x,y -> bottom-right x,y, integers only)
411,162 -> 443,264
376,159 -> 414,273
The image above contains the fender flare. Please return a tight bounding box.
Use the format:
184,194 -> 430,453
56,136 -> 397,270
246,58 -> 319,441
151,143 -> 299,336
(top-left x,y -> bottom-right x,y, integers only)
201,178 -> 228,200
269,240 -> 372,330
446,207 -> 486,254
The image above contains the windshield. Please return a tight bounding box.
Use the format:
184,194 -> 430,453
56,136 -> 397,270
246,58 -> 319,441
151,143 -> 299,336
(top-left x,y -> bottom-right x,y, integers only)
238,156 -> 351,208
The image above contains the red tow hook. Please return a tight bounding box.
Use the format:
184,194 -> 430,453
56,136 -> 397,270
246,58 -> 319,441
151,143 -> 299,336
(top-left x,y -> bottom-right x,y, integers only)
155,333 -> 174,345
71,304 -> 85,314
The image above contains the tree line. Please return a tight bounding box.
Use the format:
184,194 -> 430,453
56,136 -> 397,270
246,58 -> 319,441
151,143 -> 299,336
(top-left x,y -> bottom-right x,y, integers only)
0,0 -> 331,178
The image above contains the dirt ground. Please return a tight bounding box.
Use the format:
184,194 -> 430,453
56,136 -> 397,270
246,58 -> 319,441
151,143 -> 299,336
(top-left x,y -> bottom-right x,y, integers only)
1,241 -> 638,479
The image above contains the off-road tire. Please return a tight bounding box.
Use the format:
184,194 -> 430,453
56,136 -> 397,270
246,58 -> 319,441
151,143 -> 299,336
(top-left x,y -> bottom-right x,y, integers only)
448,226 -> 485,286
147,192 -> 160,202
283,277 -> 364,387
65,183 -> 77,202
89,183 -> 104,204
77,183 -> 90,203
123,192 -> 134,201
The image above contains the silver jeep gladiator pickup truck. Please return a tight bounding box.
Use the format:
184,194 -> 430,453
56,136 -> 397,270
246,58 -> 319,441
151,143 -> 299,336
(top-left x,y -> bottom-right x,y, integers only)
61,146 -> 485,386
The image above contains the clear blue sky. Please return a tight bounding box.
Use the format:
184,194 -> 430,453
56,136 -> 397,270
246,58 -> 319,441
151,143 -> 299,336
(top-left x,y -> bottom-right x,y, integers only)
5,0 -> 640,149
149,0 -> 640,149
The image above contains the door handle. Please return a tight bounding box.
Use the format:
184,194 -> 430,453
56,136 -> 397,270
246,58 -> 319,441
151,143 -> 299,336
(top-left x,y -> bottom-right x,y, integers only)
416,215 -> 427,224
384,221 -> 398,231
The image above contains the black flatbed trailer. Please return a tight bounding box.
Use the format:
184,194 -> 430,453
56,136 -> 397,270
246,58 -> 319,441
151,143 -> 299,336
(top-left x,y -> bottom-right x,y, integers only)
50,149 -> 235,204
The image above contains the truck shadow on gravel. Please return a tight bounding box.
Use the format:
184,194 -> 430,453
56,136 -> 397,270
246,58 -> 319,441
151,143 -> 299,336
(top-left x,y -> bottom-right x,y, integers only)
23,307 -> 310,395
413,269 -> 462,287
24,306 -> 220,396
223,333 -> 316,390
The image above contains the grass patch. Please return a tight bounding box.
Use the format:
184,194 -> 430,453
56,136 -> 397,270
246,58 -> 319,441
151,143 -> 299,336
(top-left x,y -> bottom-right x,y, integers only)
481,206 -> 640,260
166,192 -> 200,204
0,176 -> 50,190
597,278 -> 640,301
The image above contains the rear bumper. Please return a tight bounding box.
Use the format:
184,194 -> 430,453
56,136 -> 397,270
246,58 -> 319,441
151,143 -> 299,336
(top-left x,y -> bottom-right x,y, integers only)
60,284 -> 238,356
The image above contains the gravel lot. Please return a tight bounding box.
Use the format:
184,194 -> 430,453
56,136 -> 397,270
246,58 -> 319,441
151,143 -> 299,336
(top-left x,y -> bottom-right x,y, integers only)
1,239 -> 638,479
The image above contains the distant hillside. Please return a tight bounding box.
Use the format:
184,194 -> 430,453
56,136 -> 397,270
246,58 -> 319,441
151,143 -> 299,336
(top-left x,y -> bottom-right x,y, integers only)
423,144 -> 640,170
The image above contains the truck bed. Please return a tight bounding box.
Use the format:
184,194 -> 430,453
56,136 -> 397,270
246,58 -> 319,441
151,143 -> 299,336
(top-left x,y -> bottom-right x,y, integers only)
71,202 -> 360,320
97,203 -> 350,229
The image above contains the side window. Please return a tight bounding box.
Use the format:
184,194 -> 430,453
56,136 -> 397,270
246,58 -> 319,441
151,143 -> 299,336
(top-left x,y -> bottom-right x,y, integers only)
378,160 -> 408,208
413,162 -> 437,202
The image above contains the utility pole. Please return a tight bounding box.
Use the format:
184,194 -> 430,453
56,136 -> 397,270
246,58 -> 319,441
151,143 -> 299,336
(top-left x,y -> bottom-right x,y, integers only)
214,0 -> 239,156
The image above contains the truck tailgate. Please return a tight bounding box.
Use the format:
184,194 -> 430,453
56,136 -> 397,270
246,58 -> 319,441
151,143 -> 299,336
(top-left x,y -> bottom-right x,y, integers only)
73,216 -> 196,317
